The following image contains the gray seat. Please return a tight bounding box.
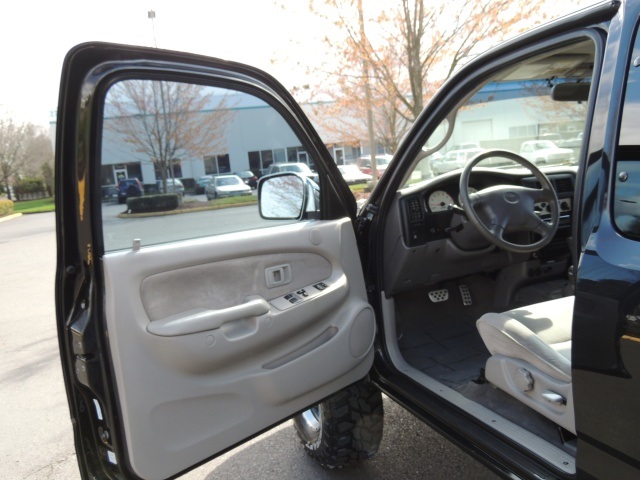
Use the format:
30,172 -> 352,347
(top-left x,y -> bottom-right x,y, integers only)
476,296 -> 575,433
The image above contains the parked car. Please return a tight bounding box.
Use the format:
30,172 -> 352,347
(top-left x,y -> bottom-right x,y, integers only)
205,174 -> 252,199
55,2 -> 640,479
449,142 -> 480,151
194,175 -> 214,194
356,154 -> 392,178
337,164 -> 372,184
430,148 -> 484,175
155,178 -> 184,195
520,140 -> 574,166
234,170 -> 259,189
266,162 -> 319,183
116,178 -> 144,204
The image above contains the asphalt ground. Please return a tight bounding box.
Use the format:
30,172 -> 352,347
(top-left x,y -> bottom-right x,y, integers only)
0,211 -> 498,480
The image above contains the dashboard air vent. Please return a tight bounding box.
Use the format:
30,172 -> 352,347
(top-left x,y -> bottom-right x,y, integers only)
406,196 -> 423,222
522,175 -> 574,194
552,176 -> 574,194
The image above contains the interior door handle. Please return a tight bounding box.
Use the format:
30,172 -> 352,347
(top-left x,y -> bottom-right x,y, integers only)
147,298 -> 270,337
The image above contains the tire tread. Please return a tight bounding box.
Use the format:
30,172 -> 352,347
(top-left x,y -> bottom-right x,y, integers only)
294,379 -> 383,469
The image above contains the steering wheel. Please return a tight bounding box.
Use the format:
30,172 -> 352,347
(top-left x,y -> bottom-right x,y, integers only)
458,150 -> 559,253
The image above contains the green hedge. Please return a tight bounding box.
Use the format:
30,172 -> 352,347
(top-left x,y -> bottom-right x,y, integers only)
126,194 -> 180,213
0,199 -> 14,216
14,177 -> 46,194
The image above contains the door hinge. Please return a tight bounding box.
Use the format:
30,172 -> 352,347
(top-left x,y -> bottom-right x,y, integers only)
69,309 -> 99,389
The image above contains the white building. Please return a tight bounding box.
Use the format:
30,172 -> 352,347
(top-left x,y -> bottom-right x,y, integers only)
49,80 -> 581,189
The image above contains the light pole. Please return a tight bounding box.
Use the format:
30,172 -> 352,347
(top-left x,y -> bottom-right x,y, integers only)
148,10 -> 158,48
357,0 -> 377,188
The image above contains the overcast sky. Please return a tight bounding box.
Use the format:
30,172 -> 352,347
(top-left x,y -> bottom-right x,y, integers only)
0,1 -> 322,128
1,0 -> 597,129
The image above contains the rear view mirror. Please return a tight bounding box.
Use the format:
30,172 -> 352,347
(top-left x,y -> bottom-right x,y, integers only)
551,82 -> 591,102
259,173 -> 305,219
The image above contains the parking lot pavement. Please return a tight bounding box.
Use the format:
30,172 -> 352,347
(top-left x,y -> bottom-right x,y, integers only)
0,212 -> 498,480
0,212 -> 79,479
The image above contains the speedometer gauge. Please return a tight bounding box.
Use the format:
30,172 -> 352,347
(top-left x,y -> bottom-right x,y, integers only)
427,190 -> 454,212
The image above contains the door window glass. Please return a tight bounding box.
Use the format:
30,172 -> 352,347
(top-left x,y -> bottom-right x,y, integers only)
102,80 -> 315,252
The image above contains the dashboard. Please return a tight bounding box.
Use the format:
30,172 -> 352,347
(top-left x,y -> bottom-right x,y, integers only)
382,167 -> 577,295
401,169 -> 575,247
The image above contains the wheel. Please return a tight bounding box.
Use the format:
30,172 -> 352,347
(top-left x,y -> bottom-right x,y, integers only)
205,193 -> 211,200
459,149 -> 559,253
293,379 -> 383,469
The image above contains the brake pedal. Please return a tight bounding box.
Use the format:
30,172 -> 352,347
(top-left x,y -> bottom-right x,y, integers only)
428,289 -> 449,303
459,284 -> 472,306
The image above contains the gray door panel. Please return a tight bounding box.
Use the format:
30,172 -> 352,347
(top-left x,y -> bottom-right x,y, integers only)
101,218 -> 374,479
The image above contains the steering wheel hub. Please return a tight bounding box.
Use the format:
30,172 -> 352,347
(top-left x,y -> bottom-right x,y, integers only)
503,191 -> 520,204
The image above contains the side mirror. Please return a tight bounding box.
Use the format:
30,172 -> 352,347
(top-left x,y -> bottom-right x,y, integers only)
259,173 -> 306,219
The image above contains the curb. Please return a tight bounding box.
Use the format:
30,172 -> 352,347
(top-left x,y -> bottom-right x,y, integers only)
117,200 -> 258,218
0,213 -> 23,223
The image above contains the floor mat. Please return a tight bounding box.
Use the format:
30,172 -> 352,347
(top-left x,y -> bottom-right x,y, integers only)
394,275 -> 576,456
396,276 -> 494,387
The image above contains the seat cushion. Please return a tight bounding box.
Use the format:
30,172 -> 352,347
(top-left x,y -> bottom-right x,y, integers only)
476,296 -> 574,383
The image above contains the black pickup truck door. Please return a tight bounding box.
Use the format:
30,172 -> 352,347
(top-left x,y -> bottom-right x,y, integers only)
54,43 -> 374,480
573,2 -> 640,478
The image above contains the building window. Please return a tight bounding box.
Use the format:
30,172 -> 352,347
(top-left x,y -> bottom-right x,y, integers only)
274,148 -> 286,163
286,146 -> 308,163
127,162 -> 143,180
261,150 -> 274,170
248,151 -> 261,174
248,148 -> 310,174
247,150 -> 275,174
204,154 -> 230,174
218,154 -> 230,173
509,125 -> 537,138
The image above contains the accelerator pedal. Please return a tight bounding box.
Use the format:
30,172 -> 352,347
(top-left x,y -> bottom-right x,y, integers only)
428,289 -> 449,303
459,284 -> 472,306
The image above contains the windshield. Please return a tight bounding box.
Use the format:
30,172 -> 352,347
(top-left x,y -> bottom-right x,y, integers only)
532,140 -> 557,150
283,164 -> 310,173
406,40 -> 592,184
217,177 -> 241,186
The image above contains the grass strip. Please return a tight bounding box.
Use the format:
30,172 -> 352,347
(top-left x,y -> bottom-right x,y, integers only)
12,197 -> 55,214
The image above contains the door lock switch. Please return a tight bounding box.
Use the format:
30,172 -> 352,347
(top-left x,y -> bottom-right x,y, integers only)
270,281 -> 331,310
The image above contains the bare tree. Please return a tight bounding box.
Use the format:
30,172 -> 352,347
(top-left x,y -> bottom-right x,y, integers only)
0,119 -> 52,200
106,80 -> 236,193
22,130 -> 54,177
303,0 -> 583,153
